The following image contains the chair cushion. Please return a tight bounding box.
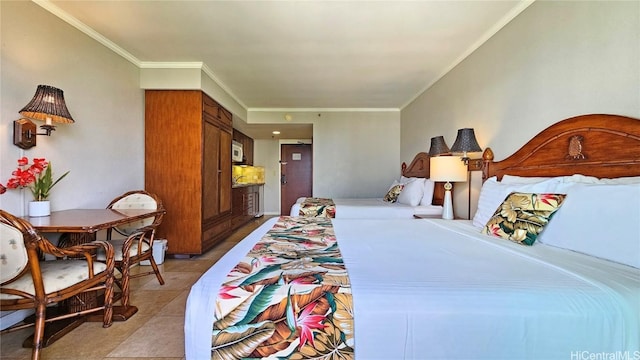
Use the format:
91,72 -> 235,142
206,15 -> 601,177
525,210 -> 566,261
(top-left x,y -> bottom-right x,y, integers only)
111,193 -> 158,235
0,223 -> 29,284
96,239 -> 151,262
0,259 -> 108,300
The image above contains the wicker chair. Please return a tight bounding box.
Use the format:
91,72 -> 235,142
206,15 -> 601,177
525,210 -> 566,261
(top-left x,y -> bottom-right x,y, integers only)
0,209 -> 115,360
100,190 -> 166,307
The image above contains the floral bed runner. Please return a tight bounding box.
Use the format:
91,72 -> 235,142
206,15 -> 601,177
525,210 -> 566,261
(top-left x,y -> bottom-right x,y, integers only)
298,198 -> 336,218
212,216 -> 354,359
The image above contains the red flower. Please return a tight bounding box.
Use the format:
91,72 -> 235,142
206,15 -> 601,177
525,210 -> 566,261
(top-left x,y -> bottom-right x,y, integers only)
0,184 -> 6,195
17,157 -> 28,166
535,193 -> 557,207
487,223 -> 502,236
1,157 -> 69,200
31,158 -> 48,173
290,276 -> 316,285
296,302 -> 327,348
218,285 -> 239,299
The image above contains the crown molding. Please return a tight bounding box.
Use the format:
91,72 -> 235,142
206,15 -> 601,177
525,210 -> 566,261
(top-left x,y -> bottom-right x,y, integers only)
139,62 -> 204,69
34,0 -> 247,110
248,108 -> 400,113
33,0 -> 141,67
201,64 -> 248,109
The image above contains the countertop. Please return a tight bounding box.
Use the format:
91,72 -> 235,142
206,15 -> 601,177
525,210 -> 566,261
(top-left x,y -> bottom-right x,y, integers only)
232,183 -> 265,189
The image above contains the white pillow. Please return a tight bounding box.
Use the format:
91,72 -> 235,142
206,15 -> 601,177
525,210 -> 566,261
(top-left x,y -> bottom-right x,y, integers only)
388,180 -> 402,190
598,176 -> 640,185
538,182 -> 640,268
397,177 -> 425,206
501,175 -> 560,184
472,177 -> 563,229
419,179 -> 436,206
400,176 -> 418,184
566,174 -> 640,185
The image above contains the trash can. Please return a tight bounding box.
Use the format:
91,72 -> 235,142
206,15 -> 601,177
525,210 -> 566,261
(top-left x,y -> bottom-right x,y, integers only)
141,239 -> 167,265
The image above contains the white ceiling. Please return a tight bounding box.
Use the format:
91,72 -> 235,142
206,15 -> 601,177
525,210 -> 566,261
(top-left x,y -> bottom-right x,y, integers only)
42,0 -> 532,138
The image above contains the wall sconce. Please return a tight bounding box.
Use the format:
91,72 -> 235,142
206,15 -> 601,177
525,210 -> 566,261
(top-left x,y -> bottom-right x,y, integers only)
428,135 -> 451,156
450,128 -> 482,164
13,85 -> 75,149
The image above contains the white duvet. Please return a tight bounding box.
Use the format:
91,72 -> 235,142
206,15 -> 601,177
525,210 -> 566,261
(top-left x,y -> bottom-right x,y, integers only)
290,197 -> 443,218
185,217 -> 640,359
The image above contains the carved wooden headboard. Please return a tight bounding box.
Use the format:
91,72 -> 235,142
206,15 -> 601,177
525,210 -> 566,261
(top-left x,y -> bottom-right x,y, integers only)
401,152 -> 446,206
482,114 -> 640,180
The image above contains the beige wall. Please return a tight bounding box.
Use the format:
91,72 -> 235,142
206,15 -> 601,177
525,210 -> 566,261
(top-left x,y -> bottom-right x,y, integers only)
312,111 -> 401,198
401,0 -> 640,219
253,139 -> 281,215
1,1 -> 144,215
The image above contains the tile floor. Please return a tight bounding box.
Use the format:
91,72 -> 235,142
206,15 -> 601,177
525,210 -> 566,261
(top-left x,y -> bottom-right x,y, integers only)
1,216 -> 272,360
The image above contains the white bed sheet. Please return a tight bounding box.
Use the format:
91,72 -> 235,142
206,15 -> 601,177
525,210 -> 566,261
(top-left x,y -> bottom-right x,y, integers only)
290,197 -> 443,218
185,217 -> 640,359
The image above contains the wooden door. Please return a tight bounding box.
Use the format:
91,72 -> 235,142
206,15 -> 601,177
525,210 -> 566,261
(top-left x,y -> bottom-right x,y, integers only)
203,121 -> 220,221
219,129 -> 232,214
280,144 -> 312,215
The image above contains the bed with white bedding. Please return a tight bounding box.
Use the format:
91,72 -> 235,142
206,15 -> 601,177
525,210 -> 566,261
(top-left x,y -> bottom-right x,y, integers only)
290,197 -> 444,218
186,216 -> 639,359
289,152 -> 446,218
185,114 -> 640,359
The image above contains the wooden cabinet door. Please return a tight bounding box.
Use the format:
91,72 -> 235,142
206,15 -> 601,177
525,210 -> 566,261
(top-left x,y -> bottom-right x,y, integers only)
203,121 -> 220,221
219,129 -> 232,214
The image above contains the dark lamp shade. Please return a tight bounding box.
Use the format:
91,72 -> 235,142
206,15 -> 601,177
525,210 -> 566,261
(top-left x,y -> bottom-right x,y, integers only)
450,128 -> 481,154
19,85 -> 75,124
428,136 -> 451,156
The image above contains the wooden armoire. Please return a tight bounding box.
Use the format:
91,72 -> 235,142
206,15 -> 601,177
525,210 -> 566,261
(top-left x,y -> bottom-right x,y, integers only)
145,90 -> 233,255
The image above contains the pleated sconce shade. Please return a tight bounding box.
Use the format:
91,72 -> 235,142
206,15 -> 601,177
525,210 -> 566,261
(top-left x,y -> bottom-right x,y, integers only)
19,85 -> 75,124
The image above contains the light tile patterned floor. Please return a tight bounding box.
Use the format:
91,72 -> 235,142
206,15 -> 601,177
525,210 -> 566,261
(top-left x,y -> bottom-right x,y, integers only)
0,217 -> 272,360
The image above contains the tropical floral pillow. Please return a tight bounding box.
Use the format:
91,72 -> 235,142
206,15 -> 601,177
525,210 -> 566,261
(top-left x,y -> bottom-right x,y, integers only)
482,192 -> 566,245
383,184 -> 404,203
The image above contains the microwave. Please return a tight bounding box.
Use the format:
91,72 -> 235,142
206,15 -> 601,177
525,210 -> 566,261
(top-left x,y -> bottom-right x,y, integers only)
232,141 -> 243,162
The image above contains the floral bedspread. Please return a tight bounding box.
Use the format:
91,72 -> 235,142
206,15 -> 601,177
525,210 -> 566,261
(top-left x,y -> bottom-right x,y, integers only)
298,198 -> 336,218
212,216 -> 354,359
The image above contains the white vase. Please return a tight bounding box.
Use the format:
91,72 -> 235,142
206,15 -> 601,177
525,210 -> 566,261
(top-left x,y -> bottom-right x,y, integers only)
29,201 -> 51,217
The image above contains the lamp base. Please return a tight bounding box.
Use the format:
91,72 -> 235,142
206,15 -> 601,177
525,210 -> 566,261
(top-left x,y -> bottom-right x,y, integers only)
441,182 -> 454,220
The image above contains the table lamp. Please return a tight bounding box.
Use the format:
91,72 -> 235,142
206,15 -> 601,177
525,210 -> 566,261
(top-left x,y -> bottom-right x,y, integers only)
430,156 -> 467,219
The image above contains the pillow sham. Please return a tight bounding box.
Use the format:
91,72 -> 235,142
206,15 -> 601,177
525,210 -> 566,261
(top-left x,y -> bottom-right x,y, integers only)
501,175 -> 557,184
384,183 -> 404,203
472,177 -> 562,229
419,179 -> 436,206
538,182 -> 640,268
482,192 -> 566,246
400,176 -> 413,184
397,177 -> 425,206
566,174 -> 640,185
